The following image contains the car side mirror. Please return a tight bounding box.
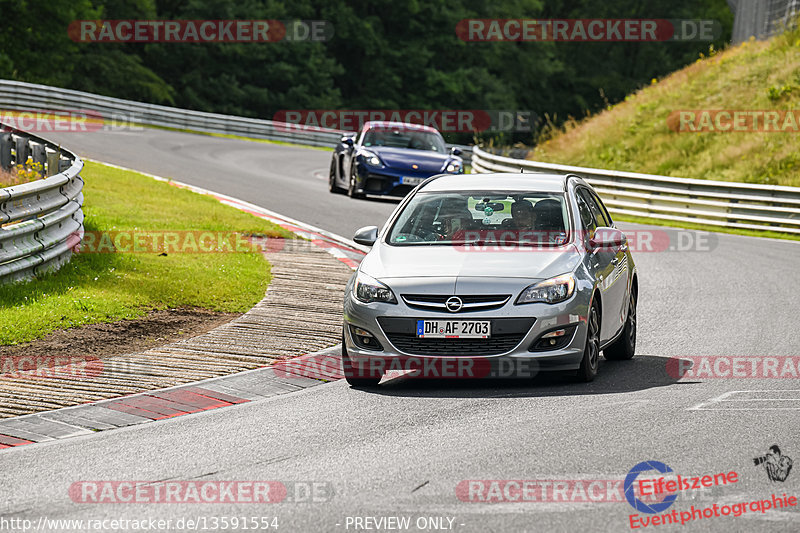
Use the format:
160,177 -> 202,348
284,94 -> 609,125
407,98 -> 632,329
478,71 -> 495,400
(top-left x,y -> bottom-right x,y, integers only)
588,227 -> 626,250
353,226 -> 379,246
450,147 -> 463,156
342,136 -> 354,147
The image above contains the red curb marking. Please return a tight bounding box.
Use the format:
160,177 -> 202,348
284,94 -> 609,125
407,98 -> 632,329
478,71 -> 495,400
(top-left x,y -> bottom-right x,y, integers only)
149,390 -> 234,410
105,403 -> 168,420
102,388 -> 246,423
0,434 -> 35,447
309,238 -> 366,255
135,396 -> 211,414
181,386 -> 250,404
116,396 -> 194,417
337,257 -> 360,269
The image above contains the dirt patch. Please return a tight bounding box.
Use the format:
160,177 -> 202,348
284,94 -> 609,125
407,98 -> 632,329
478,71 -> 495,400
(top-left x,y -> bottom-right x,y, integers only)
0,308 -> 239,363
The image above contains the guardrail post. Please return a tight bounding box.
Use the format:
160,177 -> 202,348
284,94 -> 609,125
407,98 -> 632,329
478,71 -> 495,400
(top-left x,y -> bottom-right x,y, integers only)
46,148 -> 58,177
14,136 -> 29,166
32,142 -> 46,177
0,133 -> 11,170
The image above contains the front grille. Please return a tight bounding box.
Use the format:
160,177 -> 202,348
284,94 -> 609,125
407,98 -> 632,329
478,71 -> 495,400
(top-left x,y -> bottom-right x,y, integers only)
402,294 -> 511,313
385,335 -> 524,356
365,176 -> 386,192
378,317 -> 534,356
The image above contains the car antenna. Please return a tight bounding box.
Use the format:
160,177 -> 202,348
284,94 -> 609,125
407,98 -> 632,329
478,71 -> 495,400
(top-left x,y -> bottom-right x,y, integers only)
520,168 -> 524,173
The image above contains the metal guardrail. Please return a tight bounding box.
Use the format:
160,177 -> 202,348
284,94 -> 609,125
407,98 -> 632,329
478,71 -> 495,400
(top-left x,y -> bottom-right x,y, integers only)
0,126 -> 84,283
471,145 -> 800,235
0,80 -> 473,159
729,0 -> 799,44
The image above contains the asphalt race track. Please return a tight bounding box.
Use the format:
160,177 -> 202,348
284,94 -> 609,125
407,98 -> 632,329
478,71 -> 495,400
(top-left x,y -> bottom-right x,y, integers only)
3,128 -> 800,532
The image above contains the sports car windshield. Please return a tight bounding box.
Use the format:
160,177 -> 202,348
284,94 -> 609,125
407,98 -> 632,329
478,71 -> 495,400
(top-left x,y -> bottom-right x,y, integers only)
363,127 -> 447,152
387,191 -> 570,246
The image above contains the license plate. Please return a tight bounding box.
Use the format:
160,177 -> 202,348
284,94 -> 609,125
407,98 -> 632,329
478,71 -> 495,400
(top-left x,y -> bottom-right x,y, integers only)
402,176 -> 424,186
416,320 -> 491,339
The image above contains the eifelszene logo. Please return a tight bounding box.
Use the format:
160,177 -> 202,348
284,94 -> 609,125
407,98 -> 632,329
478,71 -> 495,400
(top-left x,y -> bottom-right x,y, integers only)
624,461 -> 678,514
753,445 -> 793,482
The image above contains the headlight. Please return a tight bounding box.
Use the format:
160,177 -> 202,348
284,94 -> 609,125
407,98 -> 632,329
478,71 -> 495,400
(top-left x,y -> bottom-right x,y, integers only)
353,271 -> 397,304
445,161 -> 462,173
359,150 -> 383,167
516,273 -> 576,305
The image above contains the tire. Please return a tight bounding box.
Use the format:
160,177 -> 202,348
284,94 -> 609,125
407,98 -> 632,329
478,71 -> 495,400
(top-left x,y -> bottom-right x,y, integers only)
341,334 -> 381,387
329,158 -> 345,194
347,167 -> 364,199
576,301 -> 601,382
604,287 -> 637,361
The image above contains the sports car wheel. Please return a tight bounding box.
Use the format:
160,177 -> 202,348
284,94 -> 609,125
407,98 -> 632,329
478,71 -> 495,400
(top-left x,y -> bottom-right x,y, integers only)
329,158 -> 345,194
348,169 -> 364,199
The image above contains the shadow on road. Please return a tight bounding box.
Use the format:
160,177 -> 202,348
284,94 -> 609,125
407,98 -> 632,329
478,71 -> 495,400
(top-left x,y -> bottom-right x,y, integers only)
362,195 -> 403,204
363,355 -> 692,398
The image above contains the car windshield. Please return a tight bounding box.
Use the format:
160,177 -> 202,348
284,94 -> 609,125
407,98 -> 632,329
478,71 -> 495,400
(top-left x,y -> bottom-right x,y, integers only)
387,191 -> 570,246
362,127 -> 447,152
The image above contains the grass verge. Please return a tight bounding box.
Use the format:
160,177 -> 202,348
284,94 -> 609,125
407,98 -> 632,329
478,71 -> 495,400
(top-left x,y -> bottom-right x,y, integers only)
532,26 -> 800,187
0,161 -> 295,345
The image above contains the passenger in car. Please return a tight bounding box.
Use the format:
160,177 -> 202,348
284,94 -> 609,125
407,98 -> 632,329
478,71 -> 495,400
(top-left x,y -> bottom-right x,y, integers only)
510,200 -> 536,230
533,199 -> 564,232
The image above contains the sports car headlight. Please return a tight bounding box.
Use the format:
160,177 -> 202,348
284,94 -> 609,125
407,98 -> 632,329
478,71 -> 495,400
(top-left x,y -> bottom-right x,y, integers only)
516,273 -> 576,305
353,271 -> 397,304
445,161 -> 462,173
359,150 -> 383,167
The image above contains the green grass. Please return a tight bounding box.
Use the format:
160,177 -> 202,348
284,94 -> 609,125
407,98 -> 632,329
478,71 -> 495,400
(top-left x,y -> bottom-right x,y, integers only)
532,26 -> 800,188
0,161 -> 295,345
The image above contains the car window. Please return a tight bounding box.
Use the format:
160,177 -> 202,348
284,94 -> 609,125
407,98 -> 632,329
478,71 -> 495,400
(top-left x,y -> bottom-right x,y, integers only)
578,188 -> 611,228
387,191 -> 570,246
590,190 -> 614,226
575,189 -> 597,232
362,127 -> 447,152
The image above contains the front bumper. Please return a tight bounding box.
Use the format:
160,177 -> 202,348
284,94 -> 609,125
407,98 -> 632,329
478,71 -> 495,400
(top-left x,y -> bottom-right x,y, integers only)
343,284 -> 591,378
353,164 -> 460,197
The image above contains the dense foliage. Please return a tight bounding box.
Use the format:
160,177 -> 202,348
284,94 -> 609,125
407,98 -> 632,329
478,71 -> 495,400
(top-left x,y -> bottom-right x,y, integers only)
0,0 -> 732,143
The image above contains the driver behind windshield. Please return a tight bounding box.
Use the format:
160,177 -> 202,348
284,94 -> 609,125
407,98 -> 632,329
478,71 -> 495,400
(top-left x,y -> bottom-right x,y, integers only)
437,198 -> 473,240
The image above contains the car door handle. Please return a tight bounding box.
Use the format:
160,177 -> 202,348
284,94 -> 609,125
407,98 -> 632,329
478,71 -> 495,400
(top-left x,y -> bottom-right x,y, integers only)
611,257 -> 619,265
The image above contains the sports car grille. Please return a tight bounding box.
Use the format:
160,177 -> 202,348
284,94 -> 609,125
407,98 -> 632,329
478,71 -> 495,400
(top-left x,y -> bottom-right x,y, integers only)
401,294 -> 511,313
